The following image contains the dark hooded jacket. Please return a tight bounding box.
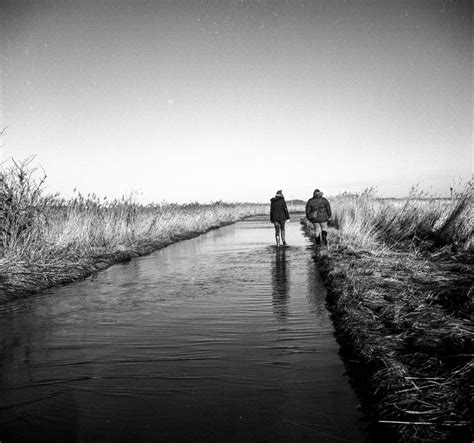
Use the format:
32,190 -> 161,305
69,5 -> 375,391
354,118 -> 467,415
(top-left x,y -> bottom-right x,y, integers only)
306,196 -> 331,223
270,196 -> 290,222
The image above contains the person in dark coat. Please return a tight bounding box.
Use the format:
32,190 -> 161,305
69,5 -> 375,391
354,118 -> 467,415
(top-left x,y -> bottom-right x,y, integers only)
306,189 -> 332,245
270,190 -> 290,247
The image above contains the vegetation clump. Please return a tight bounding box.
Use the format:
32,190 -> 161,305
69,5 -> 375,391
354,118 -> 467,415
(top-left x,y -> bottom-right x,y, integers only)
304,187 -> 473,442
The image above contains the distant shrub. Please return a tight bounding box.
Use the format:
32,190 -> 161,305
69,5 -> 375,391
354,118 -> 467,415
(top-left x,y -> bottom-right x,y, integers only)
0,157 -> 49,248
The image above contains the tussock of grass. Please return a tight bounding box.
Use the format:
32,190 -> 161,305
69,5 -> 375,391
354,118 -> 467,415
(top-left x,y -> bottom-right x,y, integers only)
303,187 -> 473,442
0,158 -> 268,300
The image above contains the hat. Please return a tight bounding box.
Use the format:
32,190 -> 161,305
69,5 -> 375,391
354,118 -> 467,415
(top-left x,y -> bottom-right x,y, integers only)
275,190 -> 283,196
313,188 -> 323,196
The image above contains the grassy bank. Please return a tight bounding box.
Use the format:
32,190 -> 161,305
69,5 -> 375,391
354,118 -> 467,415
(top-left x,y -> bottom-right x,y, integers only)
0,159 -> 270,301
303,188 -> 473,441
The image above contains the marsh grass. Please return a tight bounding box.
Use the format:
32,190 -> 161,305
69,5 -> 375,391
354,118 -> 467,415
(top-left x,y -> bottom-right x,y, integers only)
331,186 -> 473,251
304,187 -> 473,441
0,158 -> 267,299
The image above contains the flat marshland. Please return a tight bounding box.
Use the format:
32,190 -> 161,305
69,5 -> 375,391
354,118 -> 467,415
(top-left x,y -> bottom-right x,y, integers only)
304,189 -> 473,442
0,159 -> 270,300
1,159 -> 472,441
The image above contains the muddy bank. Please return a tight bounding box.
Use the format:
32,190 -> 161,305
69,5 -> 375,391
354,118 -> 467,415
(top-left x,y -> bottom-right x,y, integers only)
0,220 -> 240,304
302,222 -> 472,442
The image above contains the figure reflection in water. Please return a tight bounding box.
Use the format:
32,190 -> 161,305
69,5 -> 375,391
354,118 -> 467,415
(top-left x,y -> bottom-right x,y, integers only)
272,247 -> 290,322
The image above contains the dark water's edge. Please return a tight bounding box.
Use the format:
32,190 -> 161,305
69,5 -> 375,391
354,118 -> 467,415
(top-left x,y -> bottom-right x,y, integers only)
315,253 -> 396,443
299,225 -> 389,442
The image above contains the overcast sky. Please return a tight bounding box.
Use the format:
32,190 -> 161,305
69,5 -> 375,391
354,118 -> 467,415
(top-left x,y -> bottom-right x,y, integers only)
1,0 -> 472,202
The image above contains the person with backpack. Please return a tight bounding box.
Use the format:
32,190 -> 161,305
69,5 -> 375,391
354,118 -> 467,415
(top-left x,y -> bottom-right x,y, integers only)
270,190 -> 290,247
306,189 -> 332,246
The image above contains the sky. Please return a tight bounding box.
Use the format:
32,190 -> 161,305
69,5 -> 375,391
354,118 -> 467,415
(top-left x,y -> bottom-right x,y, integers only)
1,0 -> 472,203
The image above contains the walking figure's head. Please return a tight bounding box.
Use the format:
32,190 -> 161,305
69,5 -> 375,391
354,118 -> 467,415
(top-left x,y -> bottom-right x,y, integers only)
275,190 -> 283,197
313,189 -> 323,197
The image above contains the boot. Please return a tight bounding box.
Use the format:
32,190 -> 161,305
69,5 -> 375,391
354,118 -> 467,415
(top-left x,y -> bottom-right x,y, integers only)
322,231 -> 328,246
315,235 -> 321,245
281,231 -> 287,246
276,235 -> 281,247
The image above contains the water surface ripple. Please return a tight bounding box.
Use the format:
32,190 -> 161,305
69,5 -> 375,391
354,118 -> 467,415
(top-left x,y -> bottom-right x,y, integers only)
0,216 -> 369,442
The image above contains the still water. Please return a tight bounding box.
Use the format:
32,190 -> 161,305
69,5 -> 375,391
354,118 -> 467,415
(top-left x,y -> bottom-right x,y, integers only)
0,216 -> 369,442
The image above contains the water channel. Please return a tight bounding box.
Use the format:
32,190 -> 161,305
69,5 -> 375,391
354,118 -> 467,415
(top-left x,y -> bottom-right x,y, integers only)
0,216 -> 369,442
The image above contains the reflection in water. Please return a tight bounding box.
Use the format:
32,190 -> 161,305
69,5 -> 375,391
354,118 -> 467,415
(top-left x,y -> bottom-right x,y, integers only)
272,248 -> 289,322
306,247 -> 327,317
